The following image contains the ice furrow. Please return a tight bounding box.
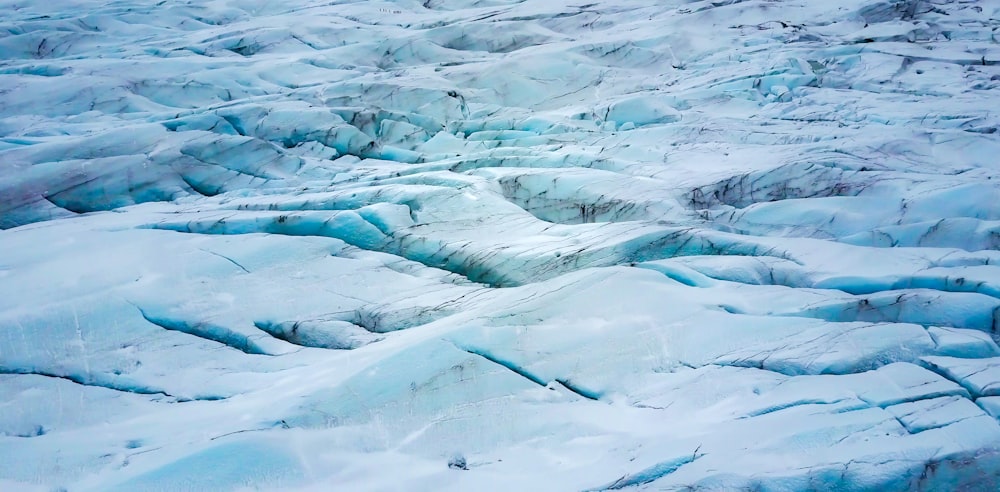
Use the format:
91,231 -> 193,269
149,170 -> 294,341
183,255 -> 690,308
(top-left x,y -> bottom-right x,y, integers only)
588,452 -> 702,491
452,342 -> 600,401
451,343 -> 547,387
0,368 -> 194,402
132,303 -> 276,356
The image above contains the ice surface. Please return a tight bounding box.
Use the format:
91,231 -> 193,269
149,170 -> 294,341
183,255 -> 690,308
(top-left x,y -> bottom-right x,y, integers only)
921,356 -> 1000,398
2,0 -> 1000,490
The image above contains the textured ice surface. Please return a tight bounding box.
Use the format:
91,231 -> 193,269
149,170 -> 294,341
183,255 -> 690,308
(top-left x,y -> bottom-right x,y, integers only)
2,0 -> 1000,490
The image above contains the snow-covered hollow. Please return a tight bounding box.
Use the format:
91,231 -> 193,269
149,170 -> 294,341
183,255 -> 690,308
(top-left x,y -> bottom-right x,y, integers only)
2,0 -> 1000,490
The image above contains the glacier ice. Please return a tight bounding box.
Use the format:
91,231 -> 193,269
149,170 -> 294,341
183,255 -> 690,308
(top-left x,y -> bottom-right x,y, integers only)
2,0 -> 1000,490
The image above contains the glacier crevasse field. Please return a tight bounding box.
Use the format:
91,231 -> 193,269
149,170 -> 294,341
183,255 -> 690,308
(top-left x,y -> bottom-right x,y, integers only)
2,0 -> 1000,490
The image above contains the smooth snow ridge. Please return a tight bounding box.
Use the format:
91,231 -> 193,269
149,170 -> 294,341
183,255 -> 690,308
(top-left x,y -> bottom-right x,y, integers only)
2,0 -> 1000,490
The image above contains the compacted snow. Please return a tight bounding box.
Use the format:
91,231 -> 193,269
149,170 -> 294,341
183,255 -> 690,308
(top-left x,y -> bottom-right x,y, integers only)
2,0 -> 1000,490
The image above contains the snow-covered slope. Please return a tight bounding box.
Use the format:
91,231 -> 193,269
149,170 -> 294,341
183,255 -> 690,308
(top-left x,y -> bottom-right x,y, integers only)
2,0 -> 1000,489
